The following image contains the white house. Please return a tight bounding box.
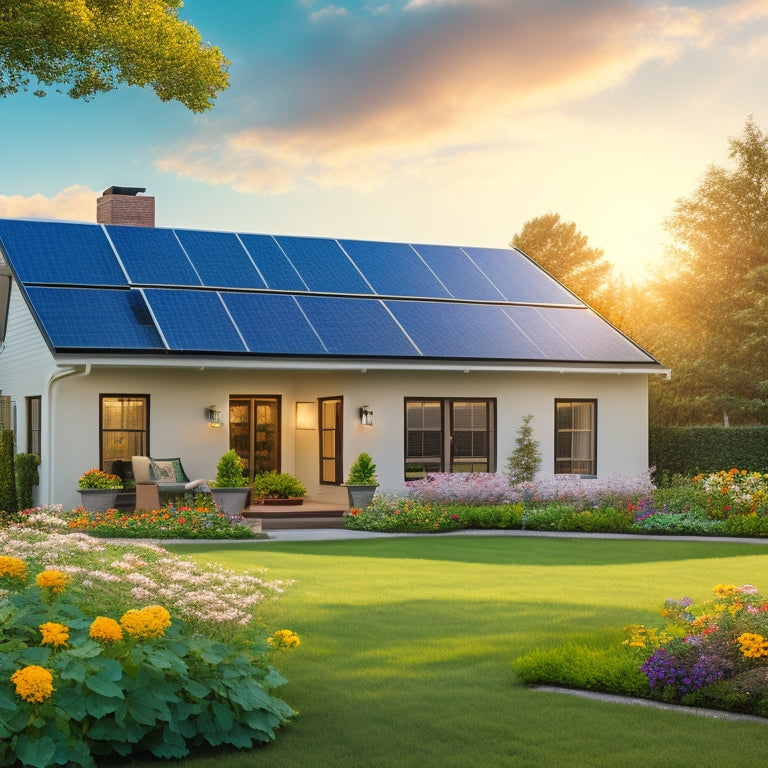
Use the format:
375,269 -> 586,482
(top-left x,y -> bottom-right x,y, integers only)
0,187 -> 668,510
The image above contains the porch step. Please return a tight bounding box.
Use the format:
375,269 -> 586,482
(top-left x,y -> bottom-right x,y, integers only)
244,500 -> 347,530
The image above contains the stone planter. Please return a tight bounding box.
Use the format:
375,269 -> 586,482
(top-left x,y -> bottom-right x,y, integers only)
210,487 -> 250,519
78,489 -> 120,512
344,484 -> 378,509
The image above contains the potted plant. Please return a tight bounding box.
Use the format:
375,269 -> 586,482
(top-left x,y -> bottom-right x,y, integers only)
252,471 -> 307,506
77,468 -> 123,512
210,449 -> 250,519
343,452 -> 378,509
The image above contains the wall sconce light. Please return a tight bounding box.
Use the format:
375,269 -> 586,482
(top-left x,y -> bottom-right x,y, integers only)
359,405 -> 374,427
295,401 -> 317,430
206,405 -> 222,428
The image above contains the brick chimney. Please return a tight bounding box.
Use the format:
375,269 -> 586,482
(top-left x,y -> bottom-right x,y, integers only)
96,186 -> 155,227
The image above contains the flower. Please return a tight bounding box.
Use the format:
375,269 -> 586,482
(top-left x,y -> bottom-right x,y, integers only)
0,555 -> 28,581
10,665 -> 54,703
39,622 -> 69,648
269,629 -> 301,649
78,468 -> 123,490
36,569 -> 70,594
89,616 -> 124,643
120,605 -> 172,639
736,632 -> 768,659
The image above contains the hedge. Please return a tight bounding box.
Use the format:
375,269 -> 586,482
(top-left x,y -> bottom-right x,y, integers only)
649,425 -> 768,479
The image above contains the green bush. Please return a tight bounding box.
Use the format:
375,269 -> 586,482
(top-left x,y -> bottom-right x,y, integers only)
212,449 -> 248,488
14,454 -> 40,511
345,452 -> 377,485
452,504 -> 525,529
344,495 -> 462,533
252,471 -> 307,500
0,429 -> 17,519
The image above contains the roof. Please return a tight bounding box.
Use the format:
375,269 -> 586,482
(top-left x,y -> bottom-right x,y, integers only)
0,218 -> 662,369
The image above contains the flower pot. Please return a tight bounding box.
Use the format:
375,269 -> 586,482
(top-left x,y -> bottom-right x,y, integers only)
78,489 -> 119,512
210,487 -> 250,519
344,484 -> 378,509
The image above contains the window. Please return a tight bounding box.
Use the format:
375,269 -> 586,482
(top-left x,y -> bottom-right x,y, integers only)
555,399 -> 596,475
100,395 -> 149,482
229,396 -> 281,481
26,396 -> 41,455
319,397 -> 343,484
405,398 -> 495,479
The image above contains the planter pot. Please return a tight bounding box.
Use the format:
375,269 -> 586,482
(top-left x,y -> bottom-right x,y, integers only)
78,489 -> 119,512
344,484 -> 378,509
255,497 -> 304,506
211,487 -> 250,519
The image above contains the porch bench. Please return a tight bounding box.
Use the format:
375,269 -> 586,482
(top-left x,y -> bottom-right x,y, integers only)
131,456 -> 208,511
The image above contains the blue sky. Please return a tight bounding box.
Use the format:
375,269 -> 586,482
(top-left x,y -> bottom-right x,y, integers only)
1,0 -> 767,279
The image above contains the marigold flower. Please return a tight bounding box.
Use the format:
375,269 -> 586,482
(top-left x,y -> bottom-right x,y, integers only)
0,555 -> 28,580
712,584 -> 738,599
120,605 -> 172,638
89,616 -> 123,643
36,569 -> 70,594
39,622 -> 69,648
269,628 -> 301,648
10,665 -> 54,703
736,632 -> 768,659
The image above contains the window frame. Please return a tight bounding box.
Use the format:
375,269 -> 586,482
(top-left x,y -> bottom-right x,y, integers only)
26,396 -> 41,456
554,398 -> 597,476
319,396 -> 343,485
99,394 -> 150,481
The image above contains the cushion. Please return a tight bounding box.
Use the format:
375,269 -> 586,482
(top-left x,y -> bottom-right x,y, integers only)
150,457 -> 189,484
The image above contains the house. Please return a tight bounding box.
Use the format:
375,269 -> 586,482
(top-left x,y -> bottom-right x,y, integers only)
0,187 -> 668,510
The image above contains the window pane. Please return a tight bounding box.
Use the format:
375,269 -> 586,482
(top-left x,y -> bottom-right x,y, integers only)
555,400 -> 595,475
320,397 -> 342,484
100,395 -> 148,481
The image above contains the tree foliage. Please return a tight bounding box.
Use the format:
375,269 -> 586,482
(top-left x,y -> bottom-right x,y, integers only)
0,0 -> 229,111
648,116 -> 768,426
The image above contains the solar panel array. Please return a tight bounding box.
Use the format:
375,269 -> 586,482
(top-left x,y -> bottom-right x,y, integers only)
0,219 -> 657,364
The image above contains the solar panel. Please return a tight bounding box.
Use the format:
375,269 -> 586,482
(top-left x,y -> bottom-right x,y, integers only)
23,287 -> 164,350
296,296 -> 418,356
464,247 -> 580,305
0,220 -> 127,286
386,300 -> 545,359
142,289 -> 246,352
222,293 -> 327,354
340,240 -> 449,298
501,305 -> 581,360
106,226 -> 202,286
411,244 -> 506,301
276,236 -> 373,294
237,234 -> 307,291
175,230 -> 267,289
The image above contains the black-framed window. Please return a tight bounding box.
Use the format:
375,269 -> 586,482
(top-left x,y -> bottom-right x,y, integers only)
100,395 -> 149,482
319,397 -> 343,484
555,399 -> 596,476
26,396 -> 41,456
405,398 -> 495,479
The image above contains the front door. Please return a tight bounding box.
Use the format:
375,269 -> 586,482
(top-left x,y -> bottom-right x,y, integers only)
229,396 -> 281,482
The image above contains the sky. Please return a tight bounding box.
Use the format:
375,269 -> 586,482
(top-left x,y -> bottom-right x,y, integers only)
1,0 -> 767,281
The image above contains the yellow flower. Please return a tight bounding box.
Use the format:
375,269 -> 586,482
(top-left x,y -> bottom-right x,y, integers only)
269,629 -> 301,648
10,665 -> 54,703
120,605 -> 172,639
736,632 -> 768,659
0,556 -> 28,580
36,569 -> 70,594
89,616 -> 123,643
713,584 -> 739,599
39,622 -> 69,648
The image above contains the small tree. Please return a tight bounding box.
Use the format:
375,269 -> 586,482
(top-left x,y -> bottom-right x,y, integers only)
15,453 -> 40,511
506,414 -> 541,485
0,429 -> 18,518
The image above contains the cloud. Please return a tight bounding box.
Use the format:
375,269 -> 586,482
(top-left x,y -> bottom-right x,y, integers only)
0,186 -> 97,221
309,5 -> 350,22
155,0 -> 763,194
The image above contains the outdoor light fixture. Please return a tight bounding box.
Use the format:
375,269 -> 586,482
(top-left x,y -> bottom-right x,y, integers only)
359,405 -> 374,427
206,405 -> 222,428
295,401 -> 317,430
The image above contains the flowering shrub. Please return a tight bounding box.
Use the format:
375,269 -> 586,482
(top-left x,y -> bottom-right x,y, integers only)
344,493 -> 463,533
77,468 -> 123,490
0,533 -> 298,766
16,499 -> 256,540
693,468 -> 768,518
623,584 -> 768,716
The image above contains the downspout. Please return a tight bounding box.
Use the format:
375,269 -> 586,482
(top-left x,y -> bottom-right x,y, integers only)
44,364 -> 92,504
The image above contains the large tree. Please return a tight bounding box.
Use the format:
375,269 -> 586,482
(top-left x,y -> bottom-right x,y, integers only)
0,0 -> 229,112
510,212 -> 620,318
649,116 -> 768,425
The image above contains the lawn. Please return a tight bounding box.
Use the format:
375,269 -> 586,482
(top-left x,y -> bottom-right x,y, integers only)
131,536 -> 768,768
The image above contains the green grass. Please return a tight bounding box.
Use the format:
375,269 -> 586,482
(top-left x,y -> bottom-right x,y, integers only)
129,537 -> 768,768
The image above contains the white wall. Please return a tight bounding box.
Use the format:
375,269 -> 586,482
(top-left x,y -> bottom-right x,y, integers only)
44,365 -> 651,508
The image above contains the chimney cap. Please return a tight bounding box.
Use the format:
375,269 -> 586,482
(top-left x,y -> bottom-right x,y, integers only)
102,186 -> 146,196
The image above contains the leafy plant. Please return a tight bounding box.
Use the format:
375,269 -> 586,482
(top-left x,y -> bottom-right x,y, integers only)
345,452 -> 377,486
212,449 -> 248,488
0,429 -> 17,519
252,471 -> 307,500
77,468 -> 123,490
15,453 -> 40,511
506,413 -> 541,484
344,494 -> 461,533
